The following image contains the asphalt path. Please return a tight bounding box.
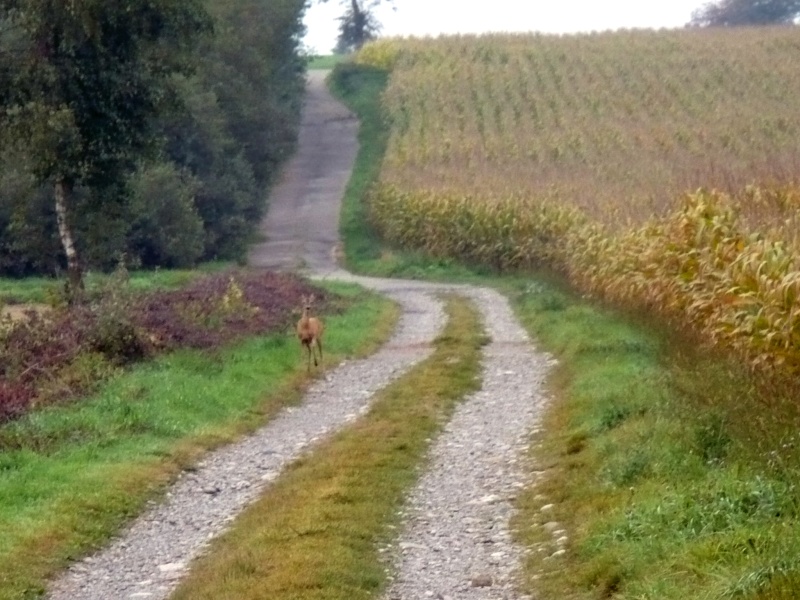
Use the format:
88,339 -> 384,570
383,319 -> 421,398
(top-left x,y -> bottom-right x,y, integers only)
247,70 -> 358,274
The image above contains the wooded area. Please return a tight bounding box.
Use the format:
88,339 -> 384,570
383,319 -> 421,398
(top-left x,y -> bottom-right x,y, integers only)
0,0 -> 307,283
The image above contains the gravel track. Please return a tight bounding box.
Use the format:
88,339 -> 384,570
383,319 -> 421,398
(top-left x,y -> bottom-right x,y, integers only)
45,72 -> 553,600
46,288 -> 446,600
378,286 -> 550,600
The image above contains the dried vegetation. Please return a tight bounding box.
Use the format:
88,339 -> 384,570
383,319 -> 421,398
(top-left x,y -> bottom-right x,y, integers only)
0,269 -> 328,422
357,28 -> 800,374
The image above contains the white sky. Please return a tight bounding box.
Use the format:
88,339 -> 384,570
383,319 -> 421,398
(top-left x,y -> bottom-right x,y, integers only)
303,0 -> 707,54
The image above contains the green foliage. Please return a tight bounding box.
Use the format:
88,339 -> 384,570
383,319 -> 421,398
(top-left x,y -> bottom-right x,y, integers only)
203,0 -> 306,187
691,0 -> 800,26
0,0 -> 212,187
0,0 -> 308,275
85,266 -> 150,365
0,0 -> 212,292
127,163 -> 204,268
0,151 -> 60,276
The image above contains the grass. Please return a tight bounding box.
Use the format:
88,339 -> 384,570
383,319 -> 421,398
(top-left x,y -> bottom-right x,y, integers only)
328,63 -> 392,274
0,282 -> 397,600
307,54 -> 348,70
0,262 -> 231,305
509,280 -> 800,600
170,296 -> 484,600
330,62 -> 800,599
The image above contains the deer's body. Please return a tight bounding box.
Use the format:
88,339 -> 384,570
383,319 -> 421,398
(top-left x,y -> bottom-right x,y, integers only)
297,295 -> 324,372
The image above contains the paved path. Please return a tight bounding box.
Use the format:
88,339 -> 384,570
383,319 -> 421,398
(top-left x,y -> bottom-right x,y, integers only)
47,70 -> 551,600
248,70 -> 357,274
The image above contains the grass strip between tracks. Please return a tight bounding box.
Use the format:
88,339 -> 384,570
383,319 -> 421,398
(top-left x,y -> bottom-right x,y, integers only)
0,282 -> 396,600
170,295 -> 485,600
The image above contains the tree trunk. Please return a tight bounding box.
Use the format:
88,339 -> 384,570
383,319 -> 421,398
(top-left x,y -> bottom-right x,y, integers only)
54,178 -> 84,303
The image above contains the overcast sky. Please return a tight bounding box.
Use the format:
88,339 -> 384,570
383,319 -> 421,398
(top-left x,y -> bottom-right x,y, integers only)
303,0 -> 708,54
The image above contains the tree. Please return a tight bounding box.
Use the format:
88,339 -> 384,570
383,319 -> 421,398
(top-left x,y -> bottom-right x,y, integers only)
161,0 -> 307,262
335,0 -> 381,53
690,0 -> 800,26
0,1 -> 211,300
319,0 -> 393,54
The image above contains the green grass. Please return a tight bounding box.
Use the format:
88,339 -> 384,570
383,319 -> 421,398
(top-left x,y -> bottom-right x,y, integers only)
307,54 -> 348,70
509,281 -> 800,600
330,62 -> 800,600
0,262 -> 231,305
0,282 -> 397,600
170,296 -> 484,600
328,63 -> 391,274
0,276 -> 58,305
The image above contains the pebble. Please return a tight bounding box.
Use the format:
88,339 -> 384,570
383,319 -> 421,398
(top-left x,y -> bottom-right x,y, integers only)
470,575 -> 494,588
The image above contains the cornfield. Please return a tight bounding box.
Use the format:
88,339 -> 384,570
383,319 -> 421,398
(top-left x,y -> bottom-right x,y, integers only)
357,29 -> 800,373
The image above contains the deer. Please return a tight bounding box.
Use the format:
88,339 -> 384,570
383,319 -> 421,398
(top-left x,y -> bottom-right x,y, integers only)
296,294 -> 324,372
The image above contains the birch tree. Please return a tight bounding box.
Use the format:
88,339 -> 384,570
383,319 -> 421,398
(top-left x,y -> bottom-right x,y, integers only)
0,0 -> 211,300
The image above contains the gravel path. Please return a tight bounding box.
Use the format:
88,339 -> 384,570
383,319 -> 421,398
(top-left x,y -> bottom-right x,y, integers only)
378,286 -> 550,600
46,279 -> 551,600
324,276 -> 553,600
47,287 -> 446,600
45,72 -> 554,600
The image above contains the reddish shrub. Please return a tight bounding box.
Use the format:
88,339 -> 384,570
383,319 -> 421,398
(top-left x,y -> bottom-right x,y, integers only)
0,270 -> 331,422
